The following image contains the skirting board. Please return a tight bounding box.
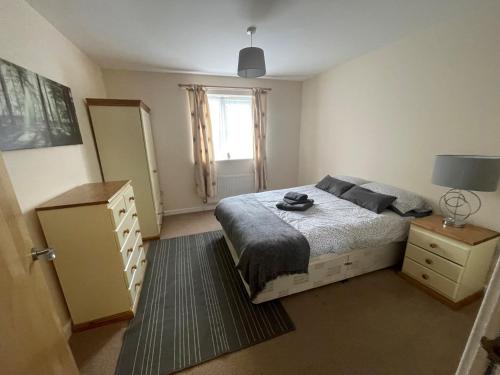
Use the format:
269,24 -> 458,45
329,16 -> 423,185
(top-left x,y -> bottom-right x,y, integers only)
163,204 -> 217,216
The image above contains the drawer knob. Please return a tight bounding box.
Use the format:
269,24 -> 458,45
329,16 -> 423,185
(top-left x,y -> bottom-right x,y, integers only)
139,244 -> 144,249
429,243 -> 438,249
118,208 -> 126,215
344,261 -> 353,266
141,259 -> 146,265
425,258 -> 433,265
132,213 -> 138,218
129,197 -> 135,202
127,248 -> 133,255
135,282 -> 141,289
123,229 -> 130,236
131,265 -> 137,272
421,274 -> 429,280
135,230 -> 141,235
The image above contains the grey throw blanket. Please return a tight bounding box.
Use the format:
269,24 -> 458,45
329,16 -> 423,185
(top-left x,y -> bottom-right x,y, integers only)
215,195 -> 310,299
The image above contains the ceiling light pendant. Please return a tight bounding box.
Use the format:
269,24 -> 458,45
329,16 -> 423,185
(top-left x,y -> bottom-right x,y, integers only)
237,26 -> 266,78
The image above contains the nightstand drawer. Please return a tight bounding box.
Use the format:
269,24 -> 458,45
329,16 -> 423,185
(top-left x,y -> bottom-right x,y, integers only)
405,244 -> 463,282
408,226 -> 470,266
402,258 -> 457,299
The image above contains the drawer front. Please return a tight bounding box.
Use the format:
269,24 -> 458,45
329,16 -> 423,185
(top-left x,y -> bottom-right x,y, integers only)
408,226 -> 470,266
124,236 -> 141,286
137,247 -> 147,271
405,244 -> 463,282
109,195 -> 127,228
402,258 -> 457,299
129,250 -> 146,305
123,185 -> 136,210
120,219 -> 139,265
115,205 -> 135,248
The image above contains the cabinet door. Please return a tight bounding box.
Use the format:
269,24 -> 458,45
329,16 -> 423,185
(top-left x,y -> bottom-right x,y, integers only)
89,105 -> 159,238
140,109 -> 162,222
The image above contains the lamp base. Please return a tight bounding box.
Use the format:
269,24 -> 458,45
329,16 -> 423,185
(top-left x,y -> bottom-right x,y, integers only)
442,217 -> 466,228
439,189 -> 482,229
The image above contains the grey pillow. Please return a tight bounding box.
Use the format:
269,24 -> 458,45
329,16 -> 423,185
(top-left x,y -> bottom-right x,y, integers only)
340,186 -> 397,214
334,175 -> 371,185
315,175 -> 354,197
360,182 -> 432,216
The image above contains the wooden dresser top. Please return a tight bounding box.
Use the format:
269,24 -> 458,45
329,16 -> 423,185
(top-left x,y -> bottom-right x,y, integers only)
412,215 -> 500,246
36,181 -> 129,211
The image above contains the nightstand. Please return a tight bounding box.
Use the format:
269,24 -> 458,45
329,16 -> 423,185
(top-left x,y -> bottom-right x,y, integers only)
401,215 -> 499,309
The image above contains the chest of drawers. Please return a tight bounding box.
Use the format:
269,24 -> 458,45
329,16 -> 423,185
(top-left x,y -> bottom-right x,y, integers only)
401,215 -> 499,308
37,181 -> 147,330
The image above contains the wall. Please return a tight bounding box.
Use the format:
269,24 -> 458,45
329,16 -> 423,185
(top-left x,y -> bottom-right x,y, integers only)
0,0 -> 106,336
299,3 -> 500,231
103,70 -> 302,214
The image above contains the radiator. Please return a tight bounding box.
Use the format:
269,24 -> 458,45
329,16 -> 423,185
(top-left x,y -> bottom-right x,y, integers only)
208,174 -> 255,203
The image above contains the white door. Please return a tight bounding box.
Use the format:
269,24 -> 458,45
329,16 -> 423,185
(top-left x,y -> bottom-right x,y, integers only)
0,152 -> 79,375
140,108 -> 162,226
456,257 -> 500,375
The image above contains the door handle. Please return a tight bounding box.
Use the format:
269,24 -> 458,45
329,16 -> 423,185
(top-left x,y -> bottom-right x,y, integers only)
31,248 -> 56,261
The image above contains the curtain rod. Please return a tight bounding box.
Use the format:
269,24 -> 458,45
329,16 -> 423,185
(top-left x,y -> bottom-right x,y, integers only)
178,83 -> 271,92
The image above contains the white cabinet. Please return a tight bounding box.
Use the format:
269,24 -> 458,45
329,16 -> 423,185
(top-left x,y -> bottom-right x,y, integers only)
37,181 -> 147,330
401,215 -> 499,308
87,99 -> 162,239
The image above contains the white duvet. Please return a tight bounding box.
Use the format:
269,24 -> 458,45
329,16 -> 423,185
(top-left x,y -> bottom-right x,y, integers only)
253,185 -> 411,257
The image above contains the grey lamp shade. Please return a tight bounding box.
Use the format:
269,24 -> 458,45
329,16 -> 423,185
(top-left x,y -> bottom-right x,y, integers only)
432,155 -> 500,192
237,47 -> 266,78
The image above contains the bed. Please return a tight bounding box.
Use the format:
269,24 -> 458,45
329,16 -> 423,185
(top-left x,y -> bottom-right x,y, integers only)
215,182 -> 425,303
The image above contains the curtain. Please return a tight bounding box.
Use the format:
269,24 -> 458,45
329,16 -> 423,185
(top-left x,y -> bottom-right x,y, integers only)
187,85 -> 217,203
252,88 -> 268,192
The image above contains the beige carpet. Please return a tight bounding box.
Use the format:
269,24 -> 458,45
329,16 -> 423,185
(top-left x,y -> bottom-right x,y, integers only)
70,211 -> 479,375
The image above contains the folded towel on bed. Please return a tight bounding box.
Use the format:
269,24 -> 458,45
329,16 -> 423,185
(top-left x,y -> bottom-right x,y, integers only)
283,197 -> 313,205
276,199 -> 314,211
284,191 -> 309,203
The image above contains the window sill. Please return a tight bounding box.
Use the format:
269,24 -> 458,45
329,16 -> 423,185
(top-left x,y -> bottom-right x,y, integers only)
215,159 -> 253,163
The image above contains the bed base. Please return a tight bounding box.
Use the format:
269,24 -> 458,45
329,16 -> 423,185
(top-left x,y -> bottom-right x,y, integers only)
223,232 -> 405,304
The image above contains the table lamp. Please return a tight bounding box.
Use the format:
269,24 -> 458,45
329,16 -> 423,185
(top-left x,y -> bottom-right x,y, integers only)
431,155 -> 500,227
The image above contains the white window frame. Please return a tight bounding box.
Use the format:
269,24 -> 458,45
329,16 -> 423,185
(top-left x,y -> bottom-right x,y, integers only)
207,90 -> 254,162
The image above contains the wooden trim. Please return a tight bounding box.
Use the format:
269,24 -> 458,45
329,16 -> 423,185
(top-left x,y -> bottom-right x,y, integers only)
399,272 -> 483,309
143,235 -> 160,242
36,181 -> 129,211
86,98 -> 151,113
85,103 -> 105,182
412,215 -> 500,246
72,310 -> 134,332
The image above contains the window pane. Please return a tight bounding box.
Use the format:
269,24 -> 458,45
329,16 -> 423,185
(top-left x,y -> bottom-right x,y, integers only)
224,97 -> 253,160
208,96 -> 224,161
208,94 -> 253,161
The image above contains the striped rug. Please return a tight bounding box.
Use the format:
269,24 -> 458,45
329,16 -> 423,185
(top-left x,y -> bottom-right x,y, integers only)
115,230 -> 295,375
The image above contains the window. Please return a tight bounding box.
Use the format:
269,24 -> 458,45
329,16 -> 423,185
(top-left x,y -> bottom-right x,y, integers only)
207,93 -> 253,161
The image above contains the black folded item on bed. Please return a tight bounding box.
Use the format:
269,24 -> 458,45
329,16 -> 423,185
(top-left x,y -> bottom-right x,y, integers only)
214,195 -> 310,299
277,199 -> 314,211
284,191 -> 309,203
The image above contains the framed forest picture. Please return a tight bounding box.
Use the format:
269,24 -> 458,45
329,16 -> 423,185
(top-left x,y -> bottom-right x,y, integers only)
0,58 -> 82,151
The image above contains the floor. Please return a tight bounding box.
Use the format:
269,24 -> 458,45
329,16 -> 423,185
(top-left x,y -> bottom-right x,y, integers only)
70,211 -> 479,375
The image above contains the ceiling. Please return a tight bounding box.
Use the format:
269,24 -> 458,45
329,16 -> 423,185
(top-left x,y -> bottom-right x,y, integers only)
27,0 -> 482,80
